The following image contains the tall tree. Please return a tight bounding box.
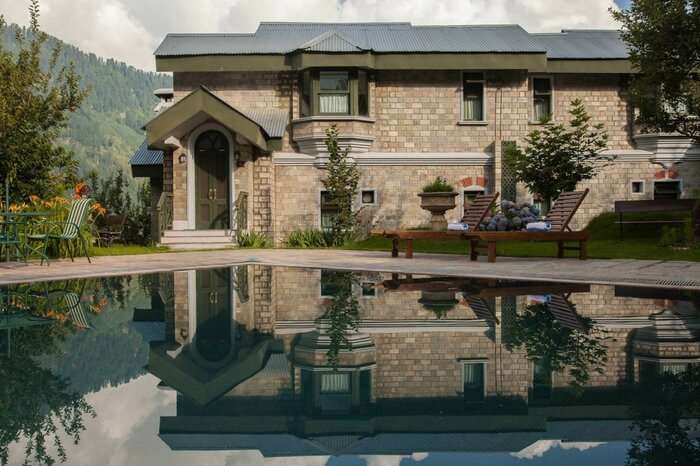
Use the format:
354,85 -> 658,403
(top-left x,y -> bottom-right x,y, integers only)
322,125 -> 360,245
504,99 -> 610,211
0,0 -> 86,202
612,0 -> 700,143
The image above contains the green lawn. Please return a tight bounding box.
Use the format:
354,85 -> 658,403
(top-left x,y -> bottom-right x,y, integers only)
344,212 -> 700,261
90,244 -> 169,256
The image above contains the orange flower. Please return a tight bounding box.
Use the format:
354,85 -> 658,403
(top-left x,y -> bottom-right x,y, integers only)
74,182 -> 91,198
29,195 -> 40,203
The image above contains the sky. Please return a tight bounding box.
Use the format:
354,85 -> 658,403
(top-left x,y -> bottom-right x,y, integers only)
0,0 -> 630,72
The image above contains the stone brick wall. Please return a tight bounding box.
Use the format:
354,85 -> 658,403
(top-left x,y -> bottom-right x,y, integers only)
252,265 -> 274,333
272,164 -> 488,245
168,69 -> 700,237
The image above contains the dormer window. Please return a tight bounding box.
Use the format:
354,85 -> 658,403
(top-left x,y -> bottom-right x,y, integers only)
300,70 -> 369,117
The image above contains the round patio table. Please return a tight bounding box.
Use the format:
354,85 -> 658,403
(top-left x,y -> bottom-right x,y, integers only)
0,211 -> 52,264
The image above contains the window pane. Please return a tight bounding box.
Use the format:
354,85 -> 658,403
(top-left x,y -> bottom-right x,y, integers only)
358,69 -> 369,116
533,95 -> 551,121
534,78 -> 551,94
463,82 -> 483,121
320,72 -> 349,91
321,191 -> 339,231
320,94 -> 350,114
463,362 -> 485,402
653,181 -> 681,200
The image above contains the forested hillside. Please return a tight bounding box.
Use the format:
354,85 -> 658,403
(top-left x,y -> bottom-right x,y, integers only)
1,23 -> 171,178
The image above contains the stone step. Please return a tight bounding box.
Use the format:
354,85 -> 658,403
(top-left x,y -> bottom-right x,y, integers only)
166,242 -> 236,250
163,229 -> 233,238
160,236 -> 234,246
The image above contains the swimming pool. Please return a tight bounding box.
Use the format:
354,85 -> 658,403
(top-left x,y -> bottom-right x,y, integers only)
1,265 -> 698,465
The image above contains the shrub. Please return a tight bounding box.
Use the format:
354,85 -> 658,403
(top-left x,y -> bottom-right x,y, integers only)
285,229 -> 333,248
658,225 -> 689,248
236,231 -> 271,248
422,176 -> 454,193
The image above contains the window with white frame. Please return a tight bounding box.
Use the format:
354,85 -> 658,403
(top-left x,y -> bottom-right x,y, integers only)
532,77 -> 553,121
361,189 -> 376,206
461,361 -> 486,402
653,180 -> 681,200
631,180 -> 645,195
462,72 -> 485,121
360,281 -> 377,297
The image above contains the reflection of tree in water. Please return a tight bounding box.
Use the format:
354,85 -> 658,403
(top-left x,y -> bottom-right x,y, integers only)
0,277 -> 139,465
317,271 -> 360,368
0,323 -> 95,466
503,302 -> 608,390
627,366 -> 700,466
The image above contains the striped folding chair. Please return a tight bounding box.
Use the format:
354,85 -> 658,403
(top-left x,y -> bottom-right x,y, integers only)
28,198 -> 93,265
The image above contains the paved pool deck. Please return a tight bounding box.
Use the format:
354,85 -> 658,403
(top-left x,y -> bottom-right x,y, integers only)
1,249 -> 699,289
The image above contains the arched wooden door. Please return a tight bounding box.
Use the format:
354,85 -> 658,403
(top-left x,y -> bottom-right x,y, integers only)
195,131 -> 229,229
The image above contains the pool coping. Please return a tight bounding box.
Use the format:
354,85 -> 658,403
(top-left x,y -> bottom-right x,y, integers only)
0,249 -> 699,290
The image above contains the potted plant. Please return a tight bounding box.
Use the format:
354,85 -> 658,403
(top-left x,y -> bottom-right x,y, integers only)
418,176 -> 458,231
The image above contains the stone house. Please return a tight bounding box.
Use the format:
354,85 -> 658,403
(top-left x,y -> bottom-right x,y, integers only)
129,22 -> 700,248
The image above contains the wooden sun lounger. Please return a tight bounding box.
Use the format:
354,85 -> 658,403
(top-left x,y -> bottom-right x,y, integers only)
374,192 -> 499,258
469,189 -> 590,263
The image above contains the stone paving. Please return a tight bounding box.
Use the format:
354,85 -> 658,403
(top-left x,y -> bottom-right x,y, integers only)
1,249 -> 699,289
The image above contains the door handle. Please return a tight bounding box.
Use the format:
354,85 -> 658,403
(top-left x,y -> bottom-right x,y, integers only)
212,188 -> 217,199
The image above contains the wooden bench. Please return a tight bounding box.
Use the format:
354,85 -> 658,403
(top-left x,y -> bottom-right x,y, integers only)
614,199 -> 700,240
469,189 -> 590,263
375,192 -> 499,258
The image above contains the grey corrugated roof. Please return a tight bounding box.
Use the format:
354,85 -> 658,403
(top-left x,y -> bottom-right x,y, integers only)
299,30 -> 366,52
129,140 -> 164,166
240,108 -> 288,138
532,30 -> 629,59
155,22 -> 549,56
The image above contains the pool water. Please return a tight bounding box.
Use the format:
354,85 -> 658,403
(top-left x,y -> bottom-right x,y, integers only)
1,265 -> 699,465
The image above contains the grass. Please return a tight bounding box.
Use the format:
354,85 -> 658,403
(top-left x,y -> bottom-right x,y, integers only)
90,244 -> 169,256
344,212 -> 700,261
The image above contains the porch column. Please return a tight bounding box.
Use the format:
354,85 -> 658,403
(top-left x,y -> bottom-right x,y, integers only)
172,146 -> 188,230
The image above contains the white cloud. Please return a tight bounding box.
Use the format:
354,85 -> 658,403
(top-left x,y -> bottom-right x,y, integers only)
512,440 -> 606,459
0,0 -> 621,71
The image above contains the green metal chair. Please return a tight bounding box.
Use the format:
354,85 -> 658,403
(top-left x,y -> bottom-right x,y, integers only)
28,198 -> 94,265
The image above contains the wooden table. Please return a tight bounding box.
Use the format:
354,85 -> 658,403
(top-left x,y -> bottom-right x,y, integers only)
614,199 -> 699,240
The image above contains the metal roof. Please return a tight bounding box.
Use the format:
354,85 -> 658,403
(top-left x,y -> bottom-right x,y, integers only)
240,108 -> 288,139
532,30 -> 630,59
156,22 -> 556,56
129,140 -> 164,166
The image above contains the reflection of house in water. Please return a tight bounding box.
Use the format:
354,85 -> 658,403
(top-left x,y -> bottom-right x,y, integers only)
145,266 -> 700,456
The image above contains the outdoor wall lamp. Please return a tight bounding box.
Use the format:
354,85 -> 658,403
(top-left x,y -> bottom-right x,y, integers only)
178,153 -> 187,164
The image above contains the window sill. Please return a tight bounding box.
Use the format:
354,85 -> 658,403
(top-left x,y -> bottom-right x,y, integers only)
528,120 -> 555,126
457,120 -> 488,126
292,115 -> 376,124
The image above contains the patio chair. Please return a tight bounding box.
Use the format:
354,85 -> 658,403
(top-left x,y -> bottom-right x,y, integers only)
28,198 -> 94,265
97,214 -> 126,247
468,189 -> 590,262
374,192 -> 500,258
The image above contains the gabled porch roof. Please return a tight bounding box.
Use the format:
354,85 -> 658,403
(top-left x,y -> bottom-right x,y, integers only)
144,85 -> 287,152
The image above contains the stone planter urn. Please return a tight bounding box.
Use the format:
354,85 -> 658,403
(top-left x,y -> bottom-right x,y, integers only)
418,192 -> 458,230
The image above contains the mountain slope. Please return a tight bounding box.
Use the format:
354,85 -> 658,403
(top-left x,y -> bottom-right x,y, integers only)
1,23 -> 171,178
